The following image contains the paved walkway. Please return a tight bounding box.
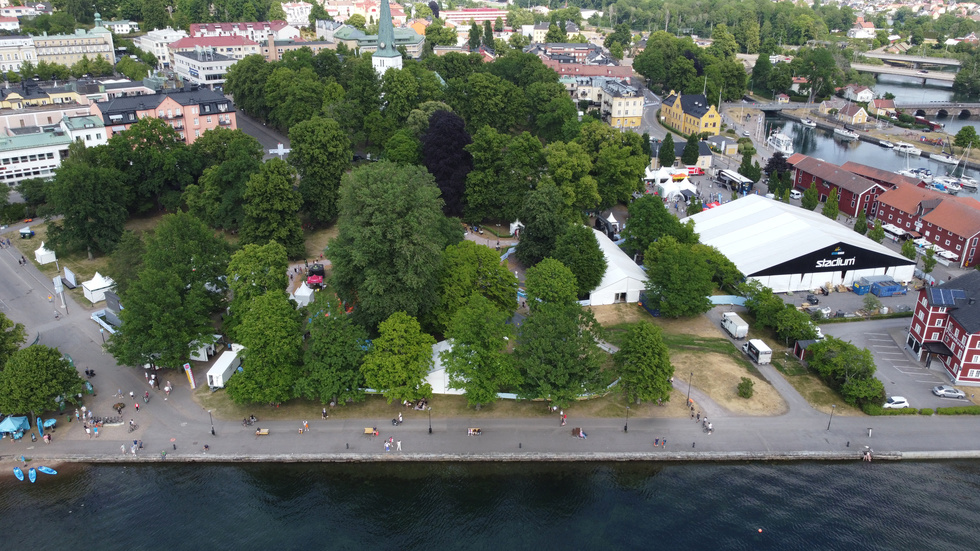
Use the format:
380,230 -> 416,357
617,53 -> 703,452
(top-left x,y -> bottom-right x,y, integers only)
3,226 -> 980,466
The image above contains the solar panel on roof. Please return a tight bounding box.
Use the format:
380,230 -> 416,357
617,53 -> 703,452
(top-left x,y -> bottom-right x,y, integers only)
931,288 -> 968,306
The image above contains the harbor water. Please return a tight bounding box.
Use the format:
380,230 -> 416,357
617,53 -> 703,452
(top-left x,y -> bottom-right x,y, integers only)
2,461 -> 978,549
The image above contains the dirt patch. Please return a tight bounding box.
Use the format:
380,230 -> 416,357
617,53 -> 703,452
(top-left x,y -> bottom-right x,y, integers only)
588,304 -> 648,326
671,352 -> 788,416
591,305 -> 721,339
306,225 -> 338,260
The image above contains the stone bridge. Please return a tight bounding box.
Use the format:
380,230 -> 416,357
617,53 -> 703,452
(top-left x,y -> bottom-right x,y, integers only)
894,102 -> 980,120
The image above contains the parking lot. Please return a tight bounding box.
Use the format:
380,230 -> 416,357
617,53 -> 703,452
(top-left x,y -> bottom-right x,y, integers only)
819,318 -> 976,410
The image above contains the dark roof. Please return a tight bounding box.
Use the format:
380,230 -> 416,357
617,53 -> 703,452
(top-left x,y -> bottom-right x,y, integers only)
794,156 -> 881,195
95,88 -> 233,115
929,271 -> 980,333
678,93 -> 712,118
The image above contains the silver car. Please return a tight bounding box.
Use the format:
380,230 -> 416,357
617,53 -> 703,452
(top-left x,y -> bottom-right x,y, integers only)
932,385 -> 966,399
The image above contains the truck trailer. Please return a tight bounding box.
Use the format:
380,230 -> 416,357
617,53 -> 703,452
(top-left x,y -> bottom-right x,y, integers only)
721,312 -> 749,339
742,339 -> 772,365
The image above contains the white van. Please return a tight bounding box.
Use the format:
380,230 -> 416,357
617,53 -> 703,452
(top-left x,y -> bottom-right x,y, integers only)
789,189 -> 803,200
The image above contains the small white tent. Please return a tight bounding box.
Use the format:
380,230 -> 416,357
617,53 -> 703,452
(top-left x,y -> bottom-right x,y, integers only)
34,242 -> 56,265
189,335 -> 221,362
292,283 -> 314,308
588,229 -> 648,306
82,272 -> 115,304
425,340 -> 464,395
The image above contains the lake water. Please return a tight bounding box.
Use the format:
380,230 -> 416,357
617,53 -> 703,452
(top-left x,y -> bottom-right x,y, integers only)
3,461 -> 979,549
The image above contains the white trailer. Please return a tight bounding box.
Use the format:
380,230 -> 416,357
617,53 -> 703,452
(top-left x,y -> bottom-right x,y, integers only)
742,339 -> 772,365
721,312 -> 749,339
206,345 -> 243,389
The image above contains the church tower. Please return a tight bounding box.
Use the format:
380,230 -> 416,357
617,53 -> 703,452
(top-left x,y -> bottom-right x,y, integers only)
372,0 -> 402,76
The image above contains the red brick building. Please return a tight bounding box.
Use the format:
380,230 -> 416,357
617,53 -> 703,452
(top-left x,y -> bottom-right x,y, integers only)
907,271 -> 980,385
790,155 -> 888,217
873,185 -> 980,268
90,88 -> 236,145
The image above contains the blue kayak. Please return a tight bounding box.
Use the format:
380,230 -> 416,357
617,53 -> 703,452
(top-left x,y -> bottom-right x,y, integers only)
37,466 -> 57,476
28,468 -> 36,483
13,467 -> 23,481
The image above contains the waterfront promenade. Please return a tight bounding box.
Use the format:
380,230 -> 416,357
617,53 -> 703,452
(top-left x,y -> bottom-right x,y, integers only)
3,223 -> 980,466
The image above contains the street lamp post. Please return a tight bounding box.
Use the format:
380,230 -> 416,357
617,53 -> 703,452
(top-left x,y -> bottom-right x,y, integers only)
625,406 -> 630,433
827,404 -> 836,431
209,410 -> 215,436
100,328 -> 105,344
428,408 -> 432,434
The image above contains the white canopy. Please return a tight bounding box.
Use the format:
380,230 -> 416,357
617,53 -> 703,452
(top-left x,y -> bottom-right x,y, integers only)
82,272 -> 115,304
34,242 -> 56,265
292,283 -> 314,308
425,340 -> 464,395
589,229 -> 648,306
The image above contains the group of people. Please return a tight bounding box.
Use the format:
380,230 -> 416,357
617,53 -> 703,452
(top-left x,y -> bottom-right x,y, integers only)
406,398 -> 428,411
242,415 -> 257,427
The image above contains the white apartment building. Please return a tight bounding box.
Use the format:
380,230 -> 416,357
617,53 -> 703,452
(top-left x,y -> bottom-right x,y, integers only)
172,49 -> 236,90
138,27 -> 188,68
0,35 -> 36,73
189,21 -> 300,42
282,2 -> 312,28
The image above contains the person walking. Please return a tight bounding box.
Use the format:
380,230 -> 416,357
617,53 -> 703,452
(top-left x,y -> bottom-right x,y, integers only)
121,444 -> 126,454
94,427 -> 99,438
303,420 -> 309,432
135,402 -> 140,413
384,441 -> 390,452
86,427 -> 91,438
396,441 -> 402,451
322,408 -> 327,420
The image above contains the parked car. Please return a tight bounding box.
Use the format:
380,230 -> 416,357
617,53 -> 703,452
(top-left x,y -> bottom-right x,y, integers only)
883,396 -> 910,409
741,130 -> 750,137
790,189 -> 803,200
932,385 -> 966,399
917,70 -> 928,75
806,294 -> 819,305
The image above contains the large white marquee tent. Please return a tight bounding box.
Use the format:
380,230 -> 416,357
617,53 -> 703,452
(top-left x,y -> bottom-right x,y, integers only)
588,229 -> 648,306
685,195 -> 915,293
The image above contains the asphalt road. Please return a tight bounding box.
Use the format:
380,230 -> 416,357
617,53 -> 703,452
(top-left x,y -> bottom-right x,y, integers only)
234,109 -> 290,161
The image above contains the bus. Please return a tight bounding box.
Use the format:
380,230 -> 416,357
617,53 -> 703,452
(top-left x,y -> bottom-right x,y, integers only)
717,169 -> 754,193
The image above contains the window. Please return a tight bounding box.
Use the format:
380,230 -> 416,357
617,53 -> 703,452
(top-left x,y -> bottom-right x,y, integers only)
194,118 -> 199,126
969,369 -> 980,379
206,116 -> 212,124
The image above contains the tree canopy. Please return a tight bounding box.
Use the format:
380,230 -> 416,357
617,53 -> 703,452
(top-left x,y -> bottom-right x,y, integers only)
330,161 -> 460,330
615,323 -> 674,404
288,116 -> 352,224
0,312 -> 26,371
431,240 -> 517,334
0,345 -> 82,415
240,159 -> 306,259
643,236 -> 713,318
360,311 -> 435,404
297,299 -> 368,406
552,224 -> 607,297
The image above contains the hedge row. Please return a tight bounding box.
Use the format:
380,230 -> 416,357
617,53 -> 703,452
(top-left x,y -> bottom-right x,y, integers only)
935,405 -> 980,415
863,405 -> 939,416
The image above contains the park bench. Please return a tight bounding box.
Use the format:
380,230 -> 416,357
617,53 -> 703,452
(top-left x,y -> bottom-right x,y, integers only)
364,427 -> 378,436
255,428 -> 269,436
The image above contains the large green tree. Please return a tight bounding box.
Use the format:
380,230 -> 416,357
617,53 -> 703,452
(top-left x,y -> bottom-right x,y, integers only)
0,312 -> 26,371
225,55 -> 275,119
516,301 -> 604,406
297,299 -> 368,406
552,224 -> 606,297
868,219 -> 886,244
183,128 -> 264,230
441,293 -> 520,408
576,123 -> 647,209
524,257 -> 578,309
515,181 -> 567,267
226,241 -> 289,338
226,291 -> 303,405
658,133 -> 676,169
360,311 -> 435,404
615,323 -> 674,404
544,140 -> 598,219
330,162 -> 460,329
46,144 -> 128,258
103,117 -> 195,214
104,230 -> 145,296
107,212 -> 230,369
265,66 -> 327,131
621,195 -> 698,257
681,137 -> 701,166
802,184 -> 819,211
240,159 -> 305,259
288,116 -> 352,224
955,126 -> 978,149
431,240 -> 517,334
421,109 -> 473,217
643,236 -> 713,318
0,345 -> 82,416
821,187 -> 840,220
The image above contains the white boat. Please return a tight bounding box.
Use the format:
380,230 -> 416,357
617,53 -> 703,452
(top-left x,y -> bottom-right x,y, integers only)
834,127 -> 859,139
878,140 -> 895,149
932,152 -> 958,165
800,118 -> 817,128
766,132 -> 794,156
959,176 -> 978,189
933,176 -> 961,194
893,142 -> 922,156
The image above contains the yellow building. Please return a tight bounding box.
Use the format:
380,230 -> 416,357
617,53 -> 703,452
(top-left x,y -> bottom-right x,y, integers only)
601,79 -> 643,129
660,90 -> 720,137
33,13 -> 114,67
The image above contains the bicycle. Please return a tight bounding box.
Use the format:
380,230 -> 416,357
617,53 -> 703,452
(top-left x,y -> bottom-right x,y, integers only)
128,423 -> 139,433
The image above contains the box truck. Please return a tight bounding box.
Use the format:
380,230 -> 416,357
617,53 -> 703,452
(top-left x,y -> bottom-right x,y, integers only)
742,339 -> 772,365
206,345 -> 243,389
721,312 -> 749,339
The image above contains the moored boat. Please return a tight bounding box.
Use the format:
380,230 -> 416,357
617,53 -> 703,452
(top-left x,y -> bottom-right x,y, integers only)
879,140 -> 894,149
766,132 -> 794,156
932,152 -> 958,165
893,142 -> 922,156
800,118 -> 817,128
834,127 -> 859,139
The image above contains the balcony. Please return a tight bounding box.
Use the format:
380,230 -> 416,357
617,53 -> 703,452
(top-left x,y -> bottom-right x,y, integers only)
218,119 -> 232,126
